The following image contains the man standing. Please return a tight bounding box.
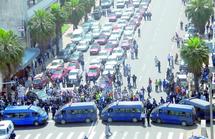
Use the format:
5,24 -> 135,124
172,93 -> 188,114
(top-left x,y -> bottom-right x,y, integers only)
132,74 -> 137,88
146,110 -> 151,126
157,60 -> 161,73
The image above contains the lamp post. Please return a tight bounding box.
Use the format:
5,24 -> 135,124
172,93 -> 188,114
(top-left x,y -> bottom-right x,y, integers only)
210,72 -> 214,139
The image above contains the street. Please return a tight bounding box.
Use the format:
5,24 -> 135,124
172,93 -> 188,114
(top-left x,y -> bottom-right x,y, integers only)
14,0 -> 214,139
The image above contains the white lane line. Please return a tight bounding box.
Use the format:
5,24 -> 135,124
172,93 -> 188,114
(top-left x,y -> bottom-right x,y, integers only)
179,132 -> 184,139
24,134 -> 31,139
122,131 -> 128,139
77,132 -> 85,139
167,132 -> 174,139
87,121 -> 96,136
45,133 -> 53,139
56,132 -> 64,139
110,131 -> 117,139
99,132 -> 105,139
89,131 -> 96,139
16,135 -> 21,139
34,134 -> 41,139
145,131 -> 149,139
134,132 -> 140,139
156,132 -> 162,139
66,132 -> 74,139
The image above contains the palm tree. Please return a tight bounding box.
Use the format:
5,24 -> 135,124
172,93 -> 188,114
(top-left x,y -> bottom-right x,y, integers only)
64,0 -> 85,29
0,28 -> 24,79
185,0 -> 214,34
50,3 -> 67,55
28,9 -> 56,53
180,37 -> 209,92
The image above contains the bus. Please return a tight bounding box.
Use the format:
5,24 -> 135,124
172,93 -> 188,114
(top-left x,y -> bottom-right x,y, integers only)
101,101 -> 144,122
179,98 -> 215,121
150,103 -> 196,126
3,105 -> 48,126
54,102 -> 97,124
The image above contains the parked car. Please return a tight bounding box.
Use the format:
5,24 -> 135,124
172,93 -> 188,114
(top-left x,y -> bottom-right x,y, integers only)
101,0 -> 113,9
108,13 -> 117,22
116,0 -> 125,8
98,49 -> 110,62
68,69 -> 83,86
71,28 -> 84,44
93,6 -> 102,20
104,42 -> 115,53
82,22 -> 92,33
87,66 -> 100,81
32,73 -> 49,89
121,39 -> 132,50
96,34 -> 108,45
89,58 -> 103,69
51,68 -> 68,82
76,40 -> 89,52
70,51 -> 84,63
64,61 -> 80,72
90,43 -> 101,55
92,28 -> 101,39
46,59 -> 64,74
83,33 -> 94,45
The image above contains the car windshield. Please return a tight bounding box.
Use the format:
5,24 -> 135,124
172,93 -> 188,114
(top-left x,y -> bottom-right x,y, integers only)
51,62 -> 59,66
69,71 -> 77,75
32,106 -> 46,115
89,68 -> 97,73
73,34 -> 81,38
0,129 -> 6,135
33,79 -> 41,84
68,63 -> 76,67
53,70 -> 63,74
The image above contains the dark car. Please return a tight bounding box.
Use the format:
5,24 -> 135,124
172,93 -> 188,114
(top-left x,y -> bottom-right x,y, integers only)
93,6 -> 102,20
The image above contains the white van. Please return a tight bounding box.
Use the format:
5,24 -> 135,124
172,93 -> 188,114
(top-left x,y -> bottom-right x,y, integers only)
0,120 -> 15,139
71,28 -> 84,44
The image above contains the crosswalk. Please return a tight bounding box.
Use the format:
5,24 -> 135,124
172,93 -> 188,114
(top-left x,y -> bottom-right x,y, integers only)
16,131 -> 186,139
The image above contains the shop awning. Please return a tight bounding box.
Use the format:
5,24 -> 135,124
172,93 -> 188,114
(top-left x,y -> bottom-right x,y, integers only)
19,48 -> 40,69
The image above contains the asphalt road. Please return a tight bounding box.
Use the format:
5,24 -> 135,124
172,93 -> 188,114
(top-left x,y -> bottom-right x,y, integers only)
15,0 -> 215,139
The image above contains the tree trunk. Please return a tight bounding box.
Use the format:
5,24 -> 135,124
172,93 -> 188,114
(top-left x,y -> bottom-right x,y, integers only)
194,74 -> 200,92
55,24 -> 61,56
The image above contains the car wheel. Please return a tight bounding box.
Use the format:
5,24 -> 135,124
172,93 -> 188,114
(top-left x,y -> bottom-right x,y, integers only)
85,118 -> 91,123
181,121 -> 187,126
107,117 -> 112,123
132,118 -> 138,123
33,121 -> 39,126
156,118 -> 161,124
60,120 -> 66,125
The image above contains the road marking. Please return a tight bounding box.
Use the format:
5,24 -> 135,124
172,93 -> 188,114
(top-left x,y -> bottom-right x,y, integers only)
110,131 -> 117,139
87,121 -> 97,136
167,132 -> 174,139
99,132 -> 105,139
16,135 -> 20,139
47,120 -> 55,123
89,131 -> 96,139
122,131 -> 128,139
145,131 -> 149,139
66,132 -> 74,139
179,132 -> 184,139
77,132 -> 85,139
156,132 -> 162,139
45,133 -> 53,139
34,134 -> 41,139
56,132 -> 64,139
134,132 -> 140,139
24,134 -> 31,139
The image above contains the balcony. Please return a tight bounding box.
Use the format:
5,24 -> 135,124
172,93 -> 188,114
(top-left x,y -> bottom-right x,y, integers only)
27,0 -> 58,18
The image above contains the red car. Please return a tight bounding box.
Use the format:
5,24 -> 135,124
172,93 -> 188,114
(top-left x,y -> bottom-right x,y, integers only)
87,65 -> 100,81
108,13 -> 117,22
51,68 -> 68,81
32,73 -> 49,89
121,39 -> 132,50
64,61 -> 80,72
96,34 -> 108,45
104,42 -> 115,53
90,43 -> 101,55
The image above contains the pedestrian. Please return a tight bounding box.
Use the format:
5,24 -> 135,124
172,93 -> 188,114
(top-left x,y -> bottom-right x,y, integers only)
105,123 -> 112,137
127,75 -> 131,86
155,79 -> 159,92
80,60 -> 85,71
180,21 -> 183,30
148,12 -> 152,20
158,79 -> 162,92
84,135 -> 88,139
160,97 -> 165,104
138,28 -> 141,37
146,110 -> 151,126
157,60 -> 161,73
147,85 -> 152,98
132,74 -> 137,88
167,53 -> 171,66
154,56 -> 158,67
51,105 -> 57,119
44,103 -> 50,115
134,47 -> 138,59
131,48 -> 135,59
175,53 -> 178,64
141,111 -> 145,126
171,55 -> 174,69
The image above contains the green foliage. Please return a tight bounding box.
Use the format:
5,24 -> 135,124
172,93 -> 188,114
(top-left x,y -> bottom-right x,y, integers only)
0,28 -> 24,71
185,0 -> 214,34
28,9 -> 56,51
180,37 -> 209,90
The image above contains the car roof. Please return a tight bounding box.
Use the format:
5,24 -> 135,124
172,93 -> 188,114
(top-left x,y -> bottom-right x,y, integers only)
0,120 -> 13,129
62,102 -> 96,109
110,101 -> 143,107
181,98 -> 210,108
160,103 -> 194,110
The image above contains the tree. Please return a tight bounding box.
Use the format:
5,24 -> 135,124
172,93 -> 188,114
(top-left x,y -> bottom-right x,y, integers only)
79,0 -> 95,21
64,0 -> 85,29
0,28 -> 24,78
185,0 -> 214,34
50,3 -> 67,55
180,37 -> 209,92
28,9 -> 56,53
